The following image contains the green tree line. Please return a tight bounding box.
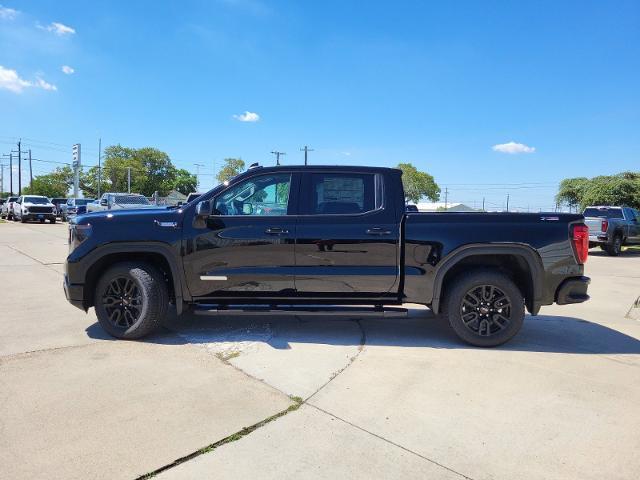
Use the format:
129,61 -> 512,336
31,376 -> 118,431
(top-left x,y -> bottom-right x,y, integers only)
556,172 -> 640,211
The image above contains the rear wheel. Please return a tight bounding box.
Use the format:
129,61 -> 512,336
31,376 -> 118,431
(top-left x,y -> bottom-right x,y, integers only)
442,270 -> 525,347
94,262 -> 169,339
605,235 -> 622,256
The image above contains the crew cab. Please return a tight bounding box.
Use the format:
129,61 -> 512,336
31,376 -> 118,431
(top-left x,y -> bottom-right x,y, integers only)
13,195 -> 56,223
584,206 -> 640,256
1,196 -> 19,220
64,165 -> 590,347
60,198 -> 96,222
86,193 -> 152,212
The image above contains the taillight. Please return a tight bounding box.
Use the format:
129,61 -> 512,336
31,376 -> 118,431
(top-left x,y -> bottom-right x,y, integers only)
572,224 -> 589,264
601,219 -> 608,232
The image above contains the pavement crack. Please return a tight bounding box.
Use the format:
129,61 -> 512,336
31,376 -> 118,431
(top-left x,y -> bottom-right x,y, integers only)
307,404 -> 475,480
304,319 -> 367,403
135,397 -> 304,479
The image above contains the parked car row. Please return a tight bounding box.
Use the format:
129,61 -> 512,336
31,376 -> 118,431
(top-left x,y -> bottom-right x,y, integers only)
0,195 -> 57,223
0,195 -> 99,223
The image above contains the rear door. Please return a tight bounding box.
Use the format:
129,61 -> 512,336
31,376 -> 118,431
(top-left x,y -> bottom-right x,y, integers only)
294,170 -> 400,297
625,208 -> 640,244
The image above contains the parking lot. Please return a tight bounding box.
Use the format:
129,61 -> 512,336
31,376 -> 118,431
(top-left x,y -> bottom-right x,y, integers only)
1,220 -> 639,480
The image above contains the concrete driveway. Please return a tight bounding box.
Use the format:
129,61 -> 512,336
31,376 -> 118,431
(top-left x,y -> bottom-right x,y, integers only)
1,220 -> 639,479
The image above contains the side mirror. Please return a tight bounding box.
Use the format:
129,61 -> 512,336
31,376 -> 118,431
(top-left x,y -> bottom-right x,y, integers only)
100,199 -> 108,206
195,200 -> 212,218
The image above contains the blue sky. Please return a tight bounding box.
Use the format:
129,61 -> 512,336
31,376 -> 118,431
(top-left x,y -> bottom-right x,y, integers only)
1,0 -> 638,210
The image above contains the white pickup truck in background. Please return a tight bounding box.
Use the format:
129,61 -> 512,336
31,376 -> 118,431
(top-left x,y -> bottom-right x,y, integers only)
86,193 -> 154,213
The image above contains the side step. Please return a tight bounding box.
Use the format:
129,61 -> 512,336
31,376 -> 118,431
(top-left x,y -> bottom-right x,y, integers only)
193,304 -> 408,318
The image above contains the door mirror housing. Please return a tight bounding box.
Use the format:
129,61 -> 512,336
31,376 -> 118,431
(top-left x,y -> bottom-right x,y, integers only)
195,200 -> 212,218
100,199 -> 108,206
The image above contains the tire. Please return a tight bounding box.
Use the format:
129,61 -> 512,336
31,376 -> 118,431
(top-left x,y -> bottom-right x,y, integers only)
442,270 -> 525,347
94,262 -> 169,339
605,235 -> 622,256
50,218 -> 56,224
39,219 -> 45,223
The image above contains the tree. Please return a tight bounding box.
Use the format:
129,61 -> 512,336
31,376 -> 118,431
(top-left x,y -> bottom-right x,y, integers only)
22,166 -> 73,198
173,168 -> 198,195
396,163 -> 440,204
555,177 -> 589,211
556,173 -> 640,210
217,158 -> 245,184
81,145 -> 188,197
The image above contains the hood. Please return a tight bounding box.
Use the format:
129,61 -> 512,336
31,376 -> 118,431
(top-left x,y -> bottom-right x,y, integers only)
76,206 -> 180,223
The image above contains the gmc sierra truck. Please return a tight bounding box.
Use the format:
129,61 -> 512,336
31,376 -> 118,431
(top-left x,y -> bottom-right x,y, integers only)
64,165 -> 590,347
583,206 -> 640,256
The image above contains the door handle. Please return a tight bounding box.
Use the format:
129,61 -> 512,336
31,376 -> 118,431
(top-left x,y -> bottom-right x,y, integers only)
366,227 -> 391,235
265,227 -> 289,235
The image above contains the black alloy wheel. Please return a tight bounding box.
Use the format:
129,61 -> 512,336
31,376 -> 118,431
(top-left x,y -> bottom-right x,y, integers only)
460,284 -> 512,337
101,276 -> 143,329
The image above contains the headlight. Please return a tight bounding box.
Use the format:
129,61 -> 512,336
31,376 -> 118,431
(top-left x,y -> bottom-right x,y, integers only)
69,223 -> 92,249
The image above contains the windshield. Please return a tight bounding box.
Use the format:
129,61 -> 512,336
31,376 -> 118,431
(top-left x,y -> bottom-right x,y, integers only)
583,207 -> 624,219
113,195 -> 150,205
75,199 -> 94,206
24,196 -> 50,205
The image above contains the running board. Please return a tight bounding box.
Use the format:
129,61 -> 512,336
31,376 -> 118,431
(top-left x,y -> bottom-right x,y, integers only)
193,304 -> 408,318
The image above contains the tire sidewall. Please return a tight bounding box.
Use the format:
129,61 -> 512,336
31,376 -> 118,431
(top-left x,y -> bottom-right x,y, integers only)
444,271 -> 525,347
94,263 -> 165,339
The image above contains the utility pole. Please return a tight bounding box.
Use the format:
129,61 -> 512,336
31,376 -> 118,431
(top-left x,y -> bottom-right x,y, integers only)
444,187 -> 449,210
9,153 -> 13,196
270,150 -> 286,166
28,149 -> 33,185
0,161 -> 3,195
194,163 -> 204,191
127,167 -> 131,194
98,138 -> 102,198
506,193 -> 510,212
17,139 -> 21,195
300,145 -> 313,166
482,197 -> 485,212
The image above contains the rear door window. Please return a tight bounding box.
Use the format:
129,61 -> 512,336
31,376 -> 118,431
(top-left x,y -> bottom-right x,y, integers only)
308,173 -> 383,215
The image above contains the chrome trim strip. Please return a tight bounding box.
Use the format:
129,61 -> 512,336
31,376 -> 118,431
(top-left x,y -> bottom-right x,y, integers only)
200,275 -> 228,281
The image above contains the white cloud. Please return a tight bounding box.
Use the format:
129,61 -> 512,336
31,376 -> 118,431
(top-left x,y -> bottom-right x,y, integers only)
233,111 -> 260,122
39,21 -> 76,36
492,141 -> 535,154
33,77 -> 57,91
0,65 -> 57,93
61,65 -> 75,75
0,5 -> 18,20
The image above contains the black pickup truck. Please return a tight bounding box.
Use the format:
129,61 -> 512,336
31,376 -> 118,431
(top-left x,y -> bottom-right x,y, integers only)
64,165 -> 590,347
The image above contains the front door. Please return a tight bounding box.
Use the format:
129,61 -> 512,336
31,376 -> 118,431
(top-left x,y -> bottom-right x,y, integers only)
294,170 -> 400,297
182,171 -> 299,300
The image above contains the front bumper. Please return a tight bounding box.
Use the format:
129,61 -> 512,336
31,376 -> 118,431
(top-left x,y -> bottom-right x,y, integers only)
63,273 -> 86,310
555,276 -> 590,305
22,213 -> 56,221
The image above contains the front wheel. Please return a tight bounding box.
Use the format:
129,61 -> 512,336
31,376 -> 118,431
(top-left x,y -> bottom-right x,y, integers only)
50,218 -> 56,224
442,270 -> 525,347
94,262 -> 169,339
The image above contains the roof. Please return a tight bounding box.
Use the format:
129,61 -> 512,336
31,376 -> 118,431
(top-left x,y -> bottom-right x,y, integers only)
241,165 -> 401,174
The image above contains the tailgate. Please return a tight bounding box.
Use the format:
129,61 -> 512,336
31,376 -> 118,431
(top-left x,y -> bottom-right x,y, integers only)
584,217 -> 603,236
